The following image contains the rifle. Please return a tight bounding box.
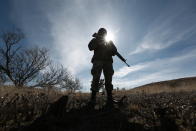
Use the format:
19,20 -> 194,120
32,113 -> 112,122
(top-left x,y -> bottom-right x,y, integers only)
116,52 -> 130,67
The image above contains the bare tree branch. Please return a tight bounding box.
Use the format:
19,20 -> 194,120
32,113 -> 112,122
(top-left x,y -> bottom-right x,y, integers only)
10,47 -> 50,87
0,29 -> 24,83
31,64 -> 68,88
0,29 -> 82,91
60,75 -> 82,93
0,30 -> 50,87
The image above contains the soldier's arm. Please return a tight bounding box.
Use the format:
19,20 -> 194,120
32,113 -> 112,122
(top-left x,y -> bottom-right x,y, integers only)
109,41 -> 117,56
88,38 -> 98,51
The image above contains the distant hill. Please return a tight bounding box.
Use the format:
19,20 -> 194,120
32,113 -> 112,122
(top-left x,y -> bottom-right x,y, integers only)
128,76 -> 196,94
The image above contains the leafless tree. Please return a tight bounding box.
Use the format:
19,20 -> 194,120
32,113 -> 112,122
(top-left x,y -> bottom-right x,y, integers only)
11,47 -> 49,87
0,29 -> 82,91
61,75 -> 82,93
0,30 -> 49,87
72,78 -> 82,92
0,29 -> 24,86
31,64 -> 68,88
0,70 -> 6,85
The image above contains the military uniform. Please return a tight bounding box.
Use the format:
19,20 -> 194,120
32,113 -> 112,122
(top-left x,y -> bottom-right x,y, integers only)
88,36 -> 117,93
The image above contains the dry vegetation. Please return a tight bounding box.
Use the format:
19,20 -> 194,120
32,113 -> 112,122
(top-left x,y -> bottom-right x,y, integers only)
0,86 -> 63,130
0,78 -> 196,131
126,77 -> 196,94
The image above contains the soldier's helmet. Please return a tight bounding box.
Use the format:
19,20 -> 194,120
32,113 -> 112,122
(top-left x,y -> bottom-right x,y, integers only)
98,28 -> 107,37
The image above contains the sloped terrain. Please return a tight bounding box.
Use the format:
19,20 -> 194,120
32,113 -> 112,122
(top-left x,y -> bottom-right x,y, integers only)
0,91 -> 195,131
0,76 -> 196,131
129,77 -> 196,94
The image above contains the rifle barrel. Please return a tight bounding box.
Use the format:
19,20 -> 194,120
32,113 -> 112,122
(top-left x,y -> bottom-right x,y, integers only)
125,62 -> 130,67
116,52 -> 130,67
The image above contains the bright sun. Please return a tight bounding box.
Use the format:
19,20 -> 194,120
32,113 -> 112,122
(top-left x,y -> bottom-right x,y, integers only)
105,32 -> 114,42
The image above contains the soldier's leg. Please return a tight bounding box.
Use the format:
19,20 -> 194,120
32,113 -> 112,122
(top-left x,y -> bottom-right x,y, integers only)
103,62 -> 114,104
90,61 -> 103,103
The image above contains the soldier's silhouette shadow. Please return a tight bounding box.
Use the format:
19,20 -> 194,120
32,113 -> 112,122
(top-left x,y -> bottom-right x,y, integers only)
16,95 -> 179,131
16,95 -> 144,131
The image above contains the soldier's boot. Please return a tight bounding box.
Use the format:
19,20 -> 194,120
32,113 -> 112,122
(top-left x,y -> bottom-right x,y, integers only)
90,91 -> 97,104
106,90 -> 115,108
87,91 -> 97,109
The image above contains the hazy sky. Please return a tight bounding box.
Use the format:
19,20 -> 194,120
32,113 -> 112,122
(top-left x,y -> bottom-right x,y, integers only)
1,0 -> 196,91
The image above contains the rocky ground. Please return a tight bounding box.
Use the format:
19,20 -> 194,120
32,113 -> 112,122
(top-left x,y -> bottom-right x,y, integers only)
0,90 -> 196,131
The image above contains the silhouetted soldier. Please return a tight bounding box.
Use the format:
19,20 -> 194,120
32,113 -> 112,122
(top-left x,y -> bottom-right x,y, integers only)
88,28 -> 117,107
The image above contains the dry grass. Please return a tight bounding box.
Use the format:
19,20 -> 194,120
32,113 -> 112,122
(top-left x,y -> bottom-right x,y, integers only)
0,85 -> 66,130
1,76 -> 196,130
0,86 -> 63,102
126,76 -> 196,94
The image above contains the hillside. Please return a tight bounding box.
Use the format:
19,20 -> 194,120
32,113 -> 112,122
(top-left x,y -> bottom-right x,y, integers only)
0,77 -> 196,131
12,91 -> 196,131
128,76 -> 196,94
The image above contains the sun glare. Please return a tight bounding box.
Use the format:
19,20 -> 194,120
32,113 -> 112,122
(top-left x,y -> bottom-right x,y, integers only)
105,32 -> 114,42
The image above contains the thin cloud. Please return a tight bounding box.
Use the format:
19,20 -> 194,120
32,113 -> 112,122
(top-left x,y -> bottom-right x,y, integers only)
114,49 -> 196,88
113,69 -> 179,88
113,67 -> 196,89
10,0 -> 121,74
130,25 -> 195,55
129,3 -> 196,55
114,64 -> 147,78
